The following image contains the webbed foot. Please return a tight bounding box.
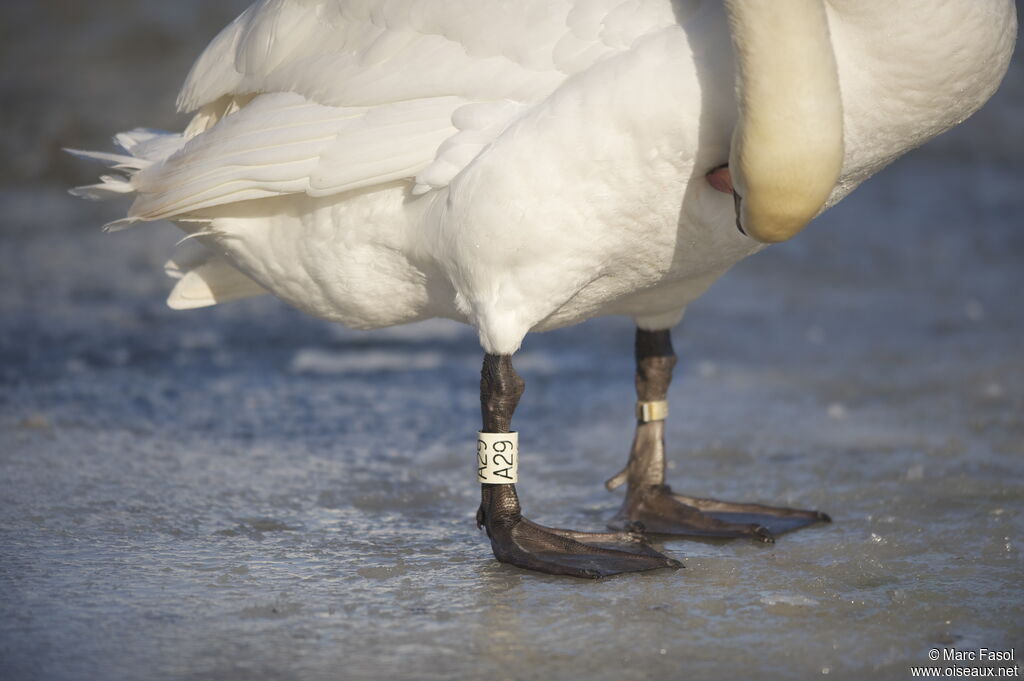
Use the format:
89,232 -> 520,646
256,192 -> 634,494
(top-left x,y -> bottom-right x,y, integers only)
475,353 -> 681,578
605,327 -> 831,544
479,488 -> 681,578
608,483 -> 829,542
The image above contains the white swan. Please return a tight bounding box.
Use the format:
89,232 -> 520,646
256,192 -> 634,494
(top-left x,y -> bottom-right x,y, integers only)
72,0 -> 1017,577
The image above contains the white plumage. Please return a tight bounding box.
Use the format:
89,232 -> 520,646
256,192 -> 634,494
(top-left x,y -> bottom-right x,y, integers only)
72,0 -> 1017,354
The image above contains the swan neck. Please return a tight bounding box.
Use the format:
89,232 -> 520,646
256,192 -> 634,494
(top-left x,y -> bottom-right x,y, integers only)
725,0 -> 845,244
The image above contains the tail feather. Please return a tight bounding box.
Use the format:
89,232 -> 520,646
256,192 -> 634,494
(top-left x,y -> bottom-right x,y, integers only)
113,129 -> 185,164
68,127 -> 265,310
68,174 -> 135,200
67,128 -> 187,216
64,148 -> 147,171
100,217 -> 142,233
165,255 -> 267,309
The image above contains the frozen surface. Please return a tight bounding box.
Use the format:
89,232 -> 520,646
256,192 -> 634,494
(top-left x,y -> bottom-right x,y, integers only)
1,3 -> 1023,680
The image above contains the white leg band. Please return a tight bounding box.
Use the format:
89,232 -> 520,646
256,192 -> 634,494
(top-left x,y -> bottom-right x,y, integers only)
477,431 -> 518,483
636,400 -> 669,423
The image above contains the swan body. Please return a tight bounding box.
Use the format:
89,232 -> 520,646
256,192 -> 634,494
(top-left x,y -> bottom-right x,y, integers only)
73,0 -> 1016,354
70,0 -> 1017,578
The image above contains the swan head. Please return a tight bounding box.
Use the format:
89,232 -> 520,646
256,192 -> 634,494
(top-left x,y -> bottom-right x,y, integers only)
724,0 -> 845,244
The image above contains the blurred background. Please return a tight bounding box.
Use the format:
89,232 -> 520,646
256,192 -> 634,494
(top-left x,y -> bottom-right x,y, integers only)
1,2 -> 1022,681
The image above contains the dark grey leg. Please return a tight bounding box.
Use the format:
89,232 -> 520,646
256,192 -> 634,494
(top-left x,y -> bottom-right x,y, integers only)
606,329 -> 830,541
476,354 -> 682,578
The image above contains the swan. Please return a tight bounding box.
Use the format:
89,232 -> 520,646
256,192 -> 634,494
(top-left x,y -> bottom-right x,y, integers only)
70,0 -> 1017,578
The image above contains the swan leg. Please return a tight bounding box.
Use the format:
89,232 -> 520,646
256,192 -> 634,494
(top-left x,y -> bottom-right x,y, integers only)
605,329 -> 830,541
476,354 -> 681,578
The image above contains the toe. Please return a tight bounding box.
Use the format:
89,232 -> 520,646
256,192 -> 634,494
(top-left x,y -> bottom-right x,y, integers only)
751,525 -> 775,543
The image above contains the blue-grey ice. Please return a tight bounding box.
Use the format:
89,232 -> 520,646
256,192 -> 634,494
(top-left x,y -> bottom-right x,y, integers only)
1,2 -> 1022,680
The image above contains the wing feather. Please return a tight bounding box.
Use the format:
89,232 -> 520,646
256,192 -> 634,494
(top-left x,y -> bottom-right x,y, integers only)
125,0 -> 689,220
128,92 -> 460,220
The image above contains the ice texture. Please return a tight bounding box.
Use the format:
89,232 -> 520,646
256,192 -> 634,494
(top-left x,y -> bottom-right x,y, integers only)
1,2 -> 1022,680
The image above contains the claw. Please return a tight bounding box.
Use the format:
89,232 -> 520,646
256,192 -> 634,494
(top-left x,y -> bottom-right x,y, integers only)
475,504 -> 486,531
625,520 -> 647,534
752,525 -> 775,543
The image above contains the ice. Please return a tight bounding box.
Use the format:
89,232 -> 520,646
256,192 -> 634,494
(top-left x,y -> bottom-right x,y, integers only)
2,2 -> 1023,680
759,593 -> 820,607
826,403 -> 847,420
290,348 -> 445,374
